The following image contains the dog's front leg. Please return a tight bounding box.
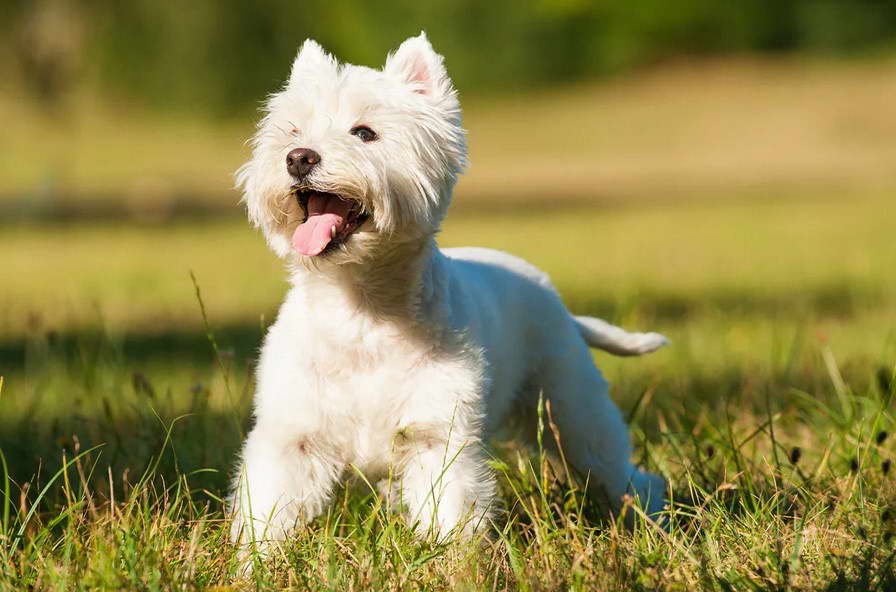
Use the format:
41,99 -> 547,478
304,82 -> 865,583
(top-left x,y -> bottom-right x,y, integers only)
229,424 -> 342,559
395,428 -> 496,539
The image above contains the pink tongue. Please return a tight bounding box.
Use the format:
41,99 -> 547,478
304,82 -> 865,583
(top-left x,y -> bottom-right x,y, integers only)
291,194 -> 355,256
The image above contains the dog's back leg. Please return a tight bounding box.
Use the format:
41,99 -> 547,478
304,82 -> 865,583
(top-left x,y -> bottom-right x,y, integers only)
529,341 -> 666,524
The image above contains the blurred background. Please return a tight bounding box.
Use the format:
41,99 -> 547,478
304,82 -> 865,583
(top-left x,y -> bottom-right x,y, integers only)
0,1 -> 894,484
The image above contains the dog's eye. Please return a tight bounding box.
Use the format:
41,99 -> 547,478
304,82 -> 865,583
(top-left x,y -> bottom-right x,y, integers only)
350,126 -> 377,143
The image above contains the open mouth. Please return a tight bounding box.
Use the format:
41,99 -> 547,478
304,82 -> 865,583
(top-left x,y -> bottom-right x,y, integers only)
291,185 -> 370,257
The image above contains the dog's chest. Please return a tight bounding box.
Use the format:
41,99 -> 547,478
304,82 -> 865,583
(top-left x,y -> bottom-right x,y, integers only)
258,284 -> 487,474
269,308 -> 450,411
290,324 -> 474,469
311,336 -> 420,407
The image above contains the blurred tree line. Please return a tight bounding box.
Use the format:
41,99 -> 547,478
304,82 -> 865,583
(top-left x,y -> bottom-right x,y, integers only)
3,0 -> 896,117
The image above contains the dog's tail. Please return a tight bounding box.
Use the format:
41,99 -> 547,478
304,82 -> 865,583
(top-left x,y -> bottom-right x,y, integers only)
573,316 -> 669,357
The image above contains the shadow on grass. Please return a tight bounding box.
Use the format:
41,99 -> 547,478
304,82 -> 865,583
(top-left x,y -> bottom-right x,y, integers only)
566,280 -> 885,325
1,286 -> 889,490
0,322 -> 265,373
0,401 -> 250,500
0,324 -> 260,498
1,273 -> 885,373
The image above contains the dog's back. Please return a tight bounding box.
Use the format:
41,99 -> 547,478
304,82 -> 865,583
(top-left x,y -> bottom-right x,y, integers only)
442,246 -> 667,357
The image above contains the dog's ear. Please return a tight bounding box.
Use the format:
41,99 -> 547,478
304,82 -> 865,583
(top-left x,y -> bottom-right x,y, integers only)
289,39 -> 336,84
385,32 -> 454,101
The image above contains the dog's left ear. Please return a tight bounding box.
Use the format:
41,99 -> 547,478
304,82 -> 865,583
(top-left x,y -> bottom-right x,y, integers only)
385,32 -> 454,102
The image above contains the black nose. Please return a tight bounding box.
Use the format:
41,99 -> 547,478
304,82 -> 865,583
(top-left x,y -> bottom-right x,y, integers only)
286,148 -> 321,178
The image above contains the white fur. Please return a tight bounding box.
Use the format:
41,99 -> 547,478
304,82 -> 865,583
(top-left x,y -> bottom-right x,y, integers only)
229,33 -> 668,558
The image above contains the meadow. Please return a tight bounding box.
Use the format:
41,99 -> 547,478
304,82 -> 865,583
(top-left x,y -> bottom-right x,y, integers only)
1,58 -> 895,590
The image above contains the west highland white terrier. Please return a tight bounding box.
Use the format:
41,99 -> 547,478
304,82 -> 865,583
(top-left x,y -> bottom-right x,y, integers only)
230,33 -> 668,557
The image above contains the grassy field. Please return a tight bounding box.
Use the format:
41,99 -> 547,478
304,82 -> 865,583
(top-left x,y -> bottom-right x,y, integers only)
3,56 -> 896,210
2,188 -> 894,339
2,191 -> 895,589
2,58 -> 896,589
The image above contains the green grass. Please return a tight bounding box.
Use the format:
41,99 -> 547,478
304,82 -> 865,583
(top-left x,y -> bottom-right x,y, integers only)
1,322 -> 895,589
2,188 -> 896,589
2,56 -> 896,590
4,56 -> 896,209
2,188 -> 894,337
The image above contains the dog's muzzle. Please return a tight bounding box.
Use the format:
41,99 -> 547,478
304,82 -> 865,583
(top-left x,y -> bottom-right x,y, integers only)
290,186 -> 369,257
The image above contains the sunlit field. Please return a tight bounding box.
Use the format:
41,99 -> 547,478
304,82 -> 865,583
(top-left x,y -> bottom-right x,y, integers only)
3,57 -> 895,209
2,188 -> 894,338
2,58 -> 896,589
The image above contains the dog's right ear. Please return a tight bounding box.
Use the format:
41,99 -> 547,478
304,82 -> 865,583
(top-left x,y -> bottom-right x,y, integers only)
288,39 -> 336,85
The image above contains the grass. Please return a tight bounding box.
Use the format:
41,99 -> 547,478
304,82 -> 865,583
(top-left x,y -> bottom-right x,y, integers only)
3,56 -> 896,210
2,56 -> 896,589
2,188 -> 894,338
1,318 -> 895,589
2,189 -> 895,589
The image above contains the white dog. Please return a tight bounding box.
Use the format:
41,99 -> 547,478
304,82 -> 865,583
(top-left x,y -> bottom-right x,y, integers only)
230,33 -> 667,554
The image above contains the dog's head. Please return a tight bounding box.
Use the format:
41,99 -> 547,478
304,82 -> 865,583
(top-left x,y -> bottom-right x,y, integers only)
237,33 -> 466,263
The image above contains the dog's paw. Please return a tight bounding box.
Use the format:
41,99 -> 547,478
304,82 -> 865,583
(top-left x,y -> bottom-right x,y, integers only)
628,471 -> 669,530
